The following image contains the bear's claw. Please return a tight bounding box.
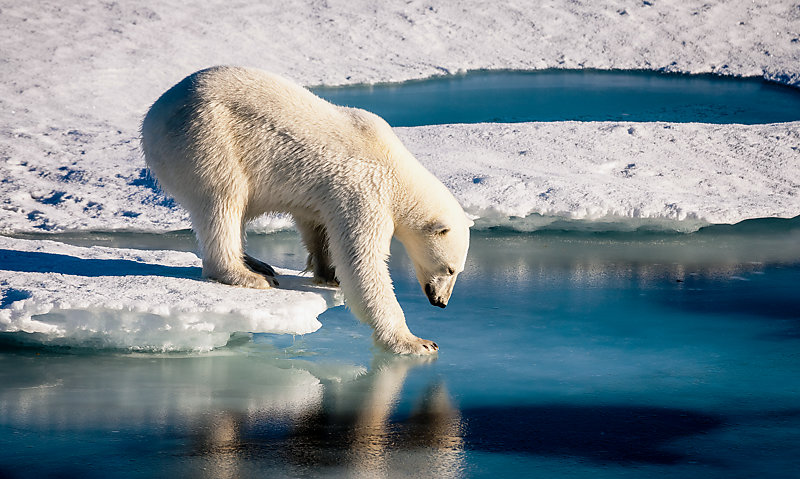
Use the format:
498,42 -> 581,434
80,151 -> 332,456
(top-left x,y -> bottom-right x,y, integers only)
244,254 -> 277,277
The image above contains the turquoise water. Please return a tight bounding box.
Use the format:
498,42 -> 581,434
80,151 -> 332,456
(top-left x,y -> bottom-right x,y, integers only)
312,70 -> 800,125
2,223 -> 800,477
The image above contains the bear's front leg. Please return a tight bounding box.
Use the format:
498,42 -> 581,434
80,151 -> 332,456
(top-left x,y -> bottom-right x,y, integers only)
326,218 -> 438,355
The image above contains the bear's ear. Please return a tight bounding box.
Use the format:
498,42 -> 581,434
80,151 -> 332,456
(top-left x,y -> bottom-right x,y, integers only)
425,221 -> 450,236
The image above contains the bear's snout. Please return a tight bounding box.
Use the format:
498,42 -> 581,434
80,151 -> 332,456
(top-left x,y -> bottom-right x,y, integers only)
424,283 -> 448,308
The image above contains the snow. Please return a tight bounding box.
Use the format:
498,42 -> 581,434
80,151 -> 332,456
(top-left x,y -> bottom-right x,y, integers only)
0,0 -> 799,348
3,118 -> 798,234
2,0 -> 799,234
0,236 -> 341,351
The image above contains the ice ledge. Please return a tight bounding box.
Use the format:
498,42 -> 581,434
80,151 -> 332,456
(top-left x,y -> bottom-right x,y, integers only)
397,121 -> 800,232
0,236 -> 341,351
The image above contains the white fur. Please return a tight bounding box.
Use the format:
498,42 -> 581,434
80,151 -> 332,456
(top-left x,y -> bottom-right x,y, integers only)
141,66 -> 471,355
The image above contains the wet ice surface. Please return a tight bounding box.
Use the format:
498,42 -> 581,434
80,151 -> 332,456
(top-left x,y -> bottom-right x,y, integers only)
0,235 -> 341,351
1,226 -> 799,477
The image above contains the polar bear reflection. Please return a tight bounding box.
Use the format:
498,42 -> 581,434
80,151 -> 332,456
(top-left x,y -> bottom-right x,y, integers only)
190,356 -> 464,478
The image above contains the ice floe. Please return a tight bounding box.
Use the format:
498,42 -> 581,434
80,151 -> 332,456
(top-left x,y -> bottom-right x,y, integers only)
0,236 -> 341,351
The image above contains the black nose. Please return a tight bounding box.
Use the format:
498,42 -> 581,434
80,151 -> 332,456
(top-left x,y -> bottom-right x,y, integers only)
428,296 -> 446,308
424,284 -> 447,308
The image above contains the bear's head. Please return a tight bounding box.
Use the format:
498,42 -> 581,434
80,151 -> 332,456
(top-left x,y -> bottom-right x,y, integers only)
401,213 -> 472,309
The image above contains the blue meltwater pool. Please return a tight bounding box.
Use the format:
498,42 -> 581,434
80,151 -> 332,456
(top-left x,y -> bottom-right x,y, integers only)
312,70 -> 800,125
2,222 -> 799,477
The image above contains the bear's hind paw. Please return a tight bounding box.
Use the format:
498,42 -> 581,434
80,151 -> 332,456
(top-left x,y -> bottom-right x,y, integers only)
312,276 -> 340,287
210,269 -> 279,289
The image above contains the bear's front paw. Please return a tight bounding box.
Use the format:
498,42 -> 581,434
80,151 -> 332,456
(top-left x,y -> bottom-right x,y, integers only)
390,335 -> 439,355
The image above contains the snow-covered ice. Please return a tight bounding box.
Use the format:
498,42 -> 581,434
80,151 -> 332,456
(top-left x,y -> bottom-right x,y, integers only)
3,119 -> 797,234
1,0 -> 799,234
0,236 -> 341,351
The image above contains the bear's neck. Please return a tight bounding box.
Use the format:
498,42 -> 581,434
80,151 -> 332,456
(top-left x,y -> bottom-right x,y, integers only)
391,159 -> 450,237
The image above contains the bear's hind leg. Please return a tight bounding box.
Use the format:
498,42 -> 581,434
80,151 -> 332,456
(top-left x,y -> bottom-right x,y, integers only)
296,220 -> 338,286
194,197 -> 277,289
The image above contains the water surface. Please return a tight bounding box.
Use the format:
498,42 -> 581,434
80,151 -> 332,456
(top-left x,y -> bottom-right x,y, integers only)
312,70 -> 800,125
2,224 -> 799,477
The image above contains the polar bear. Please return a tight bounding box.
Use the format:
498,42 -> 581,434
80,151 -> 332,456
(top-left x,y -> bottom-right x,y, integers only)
141,66 -> 471,355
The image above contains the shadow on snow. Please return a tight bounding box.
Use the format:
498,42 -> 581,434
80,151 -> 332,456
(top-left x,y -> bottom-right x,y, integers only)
0,248 -> 201,279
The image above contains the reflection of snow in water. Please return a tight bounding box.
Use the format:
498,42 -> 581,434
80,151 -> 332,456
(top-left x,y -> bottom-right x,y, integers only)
0,351 -> 464,478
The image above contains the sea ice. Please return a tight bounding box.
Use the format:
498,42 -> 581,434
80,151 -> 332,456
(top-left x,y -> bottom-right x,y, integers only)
0,236 -> 341,351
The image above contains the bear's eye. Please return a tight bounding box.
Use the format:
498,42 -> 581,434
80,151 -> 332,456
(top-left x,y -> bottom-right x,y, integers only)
447,267 -> 455,275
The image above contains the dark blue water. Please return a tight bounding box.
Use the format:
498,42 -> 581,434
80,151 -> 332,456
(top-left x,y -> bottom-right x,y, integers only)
312,70 -> 800,125
2,224 -> 799,478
